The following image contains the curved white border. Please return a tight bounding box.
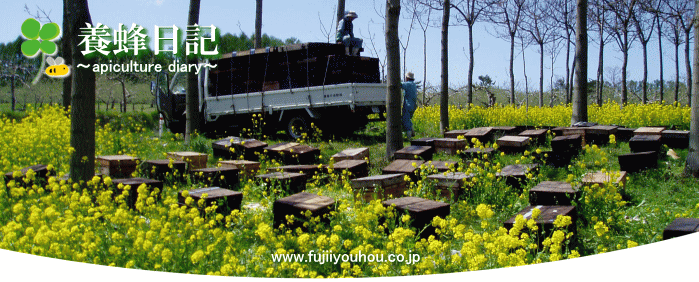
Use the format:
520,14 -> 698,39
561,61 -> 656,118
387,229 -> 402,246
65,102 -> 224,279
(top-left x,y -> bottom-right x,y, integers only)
1,232 -> 698,281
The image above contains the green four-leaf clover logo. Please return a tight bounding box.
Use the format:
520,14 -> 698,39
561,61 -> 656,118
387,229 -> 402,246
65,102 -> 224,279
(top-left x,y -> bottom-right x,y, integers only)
21,18 -> 60,58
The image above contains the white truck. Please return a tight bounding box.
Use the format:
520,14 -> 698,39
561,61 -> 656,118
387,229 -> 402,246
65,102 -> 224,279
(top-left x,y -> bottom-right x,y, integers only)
153,43 -> 386,139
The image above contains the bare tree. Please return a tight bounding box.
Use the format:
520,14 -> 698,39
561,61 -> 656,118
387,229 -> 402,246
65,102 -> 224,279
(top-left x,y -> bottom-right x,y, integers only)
662,1 -> 685,104
603,0 -> 638,105
632,0 -> 657,104
67,0 -> 96,182
521,0 -> 558,107
665,0 -> 694,105
683,0 -> 699,177
440,0 -> 450,132
547,35 -> 564,107
451,0 -> 495,106
411,0 -> 433,105
386,0 -> 403,158
185,0 -> 202,144
62,0 -> 72,109
488,0 -> 527,105
400,3 -> 417,75
319,6 -> 337,43
571,0 -> 588,123
550,0 -> 576,103
590,0 -> 612,106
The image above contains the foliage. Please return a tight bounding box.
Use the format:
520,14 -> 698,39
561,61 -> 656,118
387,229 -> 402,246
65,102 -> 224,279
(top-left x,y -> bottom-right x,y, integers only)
0,104 -> 698,277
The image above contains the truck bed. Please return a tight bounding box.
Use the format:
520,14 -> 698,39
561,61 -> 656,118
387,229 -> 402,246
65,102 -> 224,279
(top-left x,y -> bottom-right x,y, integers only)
204,83 -> 386,120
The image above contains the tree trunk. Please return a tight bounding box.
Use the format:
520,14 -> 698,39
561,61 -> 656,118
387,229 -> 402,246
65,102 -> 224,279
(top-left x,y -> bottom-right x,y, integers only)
571,0 -> 587,124
467,24 -> 474,106
684,5 -> 699,177
565,29 -> 571,104
621,31 -> 628,105
658,21 -> 664,103
440,0 -> 450,132
539,42 -> 544,107
642,42 -> 648,104
337,0 -> 346,25
255,0 -> 263,48
676,42 -> 680,104
509,34 -> 515,105
423,21 -> 428,105
185,0 -> 202,143
62,0 -> 72,110
68,0 -> 96,183
385,0 -> 402,159
10,75 -> 15,111
685,30 -> 692,106
597,34 -> 604,106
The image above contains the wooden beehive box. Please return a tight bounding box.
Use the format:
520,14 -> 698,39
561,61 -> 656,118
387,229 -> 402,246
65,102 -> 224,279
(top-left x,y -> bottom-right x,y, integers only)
273,192 -> 335,230
582,171 -> 627,187
550,134 -> 582,154
331,147 -> 370,162
167,151 -> 208,170
96,155 -> 139,178
268,164 -> 325,181
461,147 -> 495,159
504,205 -> 577,234
463,127 -> 495,144
443,129 -> 470,139
382,159 -> 425,181
518,129 -> 548,145
663,218 -> 699,240
496,136 -> 531,154
585,125 -> 618,145
533,150 -> 573,168
411,137 -> 437,147
211,136 -> 267,160
218,160 -> 260,177
3,164 -> 53,185
492,126 -> 521,140
426,172 -> 473,201
615,127 -> 637,142
383,197 -> 450,239
662,130 -> 689,149
112,178 -> 164,209
630,135 -> 662,153
433,138 -> 466,155
179,187 -> 243,215
331,160 -> 369,179
634,127 -> 665,136
497,164 -> 539,189
265,142 -> 321,164
351,174 -> 408,202
256,171 -> 307,194
394,145 -> 433,161
142,159 -> 187,181
426,160 -> 459,173
618,151 -> 658,173
190,167 -> 240,189
529,181 -> 580,206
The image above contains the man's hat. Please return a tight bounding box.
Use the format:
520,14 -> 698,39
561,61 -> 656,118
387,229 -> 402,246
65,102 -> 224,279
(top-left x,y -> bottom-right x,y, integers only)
346,11 -> 358,19
405,72 -> 415,80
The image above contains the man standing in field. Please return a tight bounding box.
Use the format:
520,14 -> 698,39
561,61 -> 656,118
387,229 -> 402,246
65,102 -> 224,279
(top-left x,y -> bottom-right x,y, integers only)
336,11 -> 363,56
402,72 -> 417,138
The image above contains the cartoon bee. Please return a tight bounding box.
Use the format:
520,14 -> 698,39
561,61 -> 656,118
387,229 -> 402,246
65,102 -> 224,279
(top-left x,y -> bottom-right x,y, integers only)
46,56 -> 70,78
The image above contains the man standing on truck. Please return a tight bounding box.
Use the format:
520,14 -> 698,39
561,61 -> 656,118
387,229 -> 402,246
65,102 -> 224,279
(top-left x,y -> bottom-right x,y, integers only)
402,72 -> 417,138
336,11 -> 363,56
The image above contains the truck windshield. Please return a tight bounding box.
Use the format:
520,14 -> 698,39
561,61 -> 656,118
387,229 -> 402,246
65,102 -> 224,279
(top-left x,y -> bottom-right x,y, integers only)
170,72 -> 187,94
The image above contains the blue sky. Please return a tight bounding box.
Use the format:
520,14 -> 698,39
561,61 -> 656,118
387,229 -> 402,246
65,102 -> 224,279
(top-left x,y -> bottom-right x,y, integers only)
0,0 -> 687,92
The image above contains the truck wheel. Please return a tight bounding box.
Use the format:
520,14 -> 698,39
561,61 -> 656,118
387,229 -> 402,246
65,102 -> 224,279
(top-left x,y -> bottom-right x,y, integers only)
286,115 -> 309,140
